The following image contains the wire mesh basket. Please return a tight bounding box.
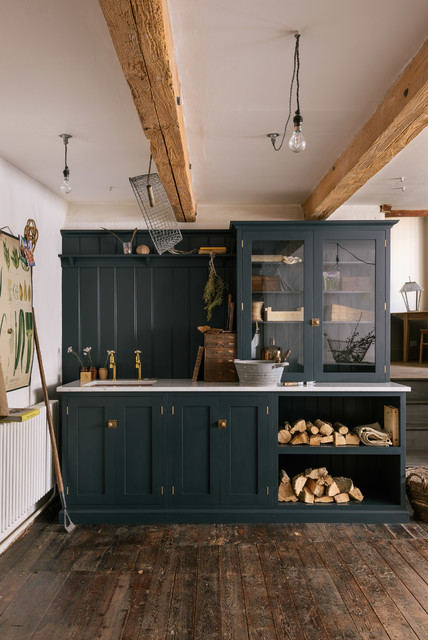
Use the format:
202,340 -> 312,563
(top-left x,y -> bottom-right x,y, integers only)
129,173 -> 182,254
325,337 -> 372,364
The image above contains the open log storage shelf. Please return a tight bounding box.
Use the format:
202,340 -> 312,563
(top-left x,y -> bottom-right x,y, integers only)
57,382 -> 410,525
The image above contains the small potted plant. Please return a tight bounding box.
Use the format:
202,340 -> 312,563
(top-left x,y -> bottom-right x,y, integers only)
67,346 -> 91,383
83,346 -> 97,380
98,350 -> 114,380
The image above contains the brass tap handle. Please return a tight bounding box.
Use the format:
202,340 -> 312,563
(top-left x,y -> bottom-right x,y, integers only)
135,350 -> 142,380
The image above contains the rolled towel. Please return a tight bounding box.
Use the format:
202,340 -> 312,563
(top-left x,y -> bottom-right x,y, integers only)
353,422 -> 392,447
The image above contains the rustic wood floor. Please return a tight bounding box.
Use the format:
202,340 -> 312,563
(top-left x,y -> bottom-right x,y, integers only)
1,506 -> 428,639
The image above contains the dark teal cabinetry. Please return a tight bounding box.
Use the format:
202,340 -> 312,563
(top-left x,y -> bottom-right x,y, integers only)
232,221 -> 396,382
170,395 -> 270,506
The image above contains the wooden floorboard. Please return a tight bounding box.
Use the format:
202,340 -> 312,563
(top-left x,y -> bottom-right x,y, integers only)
1,509 -> 428,639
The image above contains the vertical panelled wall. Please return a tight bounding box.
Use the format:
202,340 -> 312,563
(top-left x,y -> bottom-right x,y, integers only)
61,231 -> 235,382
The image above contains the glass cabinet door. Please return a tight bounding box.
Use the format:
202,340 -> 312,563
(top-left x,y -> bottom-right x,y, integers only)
240,232 -> 312,380
322,239 -> 376,373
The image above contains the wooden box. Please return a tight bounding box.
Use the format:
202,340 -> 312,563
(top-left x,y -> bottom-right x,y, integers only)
252,276 -> 281,291
204,332 -> 238,382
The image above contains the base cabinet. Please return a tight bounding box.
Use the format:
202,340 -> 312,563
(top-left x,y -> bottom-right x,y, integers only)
60,388 -> 409,524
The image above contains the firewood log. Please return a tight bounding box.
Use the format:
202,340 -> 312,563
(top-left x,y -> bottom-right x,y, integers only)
334,476 -> 354,493
278,482 -> 298,502
319,423 -> 334,436
292,473 -> 307,496
290,431 -> 309,445
334,421 -> 349,435
305,467 -> 328,479
349,487 -> 364,502
282,421 -> 291,430
299,486 -> 315,503
306,421 -> 319,435
278,429 -> 292,444
345,433 -> 360,446
279,469 -> 290,484
314,419 -> 332,433
324,474 -> 334,486
309,435 -> 321,446
305,478 -> 325,497
334,493 -> 350,503
326,481 -> 340,497
333,431 -> 346,446
290,419 -> 306,434
319,435 -> 334,444
315,495 -> 334,503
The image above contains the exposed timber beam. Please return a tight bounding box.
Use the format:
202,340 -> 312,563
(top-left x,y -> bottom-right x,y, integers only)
304,40 -> 428,220
98,0 -> 196,222
381,204 -> 428,217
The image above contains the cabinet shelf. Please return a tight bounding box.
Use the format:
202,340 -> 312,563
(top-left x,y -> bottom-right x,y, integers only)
277,445 -> 402,455
323,291 -> 372,295
323,320 -> 374,325
252,291 -> 303,295
253,320 -> 304,325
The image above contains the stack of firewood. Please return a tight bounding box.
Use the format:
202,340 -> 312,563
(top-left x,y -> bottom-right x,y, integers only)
278,418 -> 360,446
278,467 -> 364,504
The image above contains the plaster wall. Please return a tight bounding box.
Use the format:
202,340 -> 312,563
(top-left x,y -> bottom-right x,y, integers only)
0,157 -> 67,408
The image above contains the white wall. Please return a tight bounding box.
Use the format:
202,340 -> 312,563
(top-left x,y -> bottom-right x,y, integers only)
389,217 -> 426,312
0,157 -> 67,407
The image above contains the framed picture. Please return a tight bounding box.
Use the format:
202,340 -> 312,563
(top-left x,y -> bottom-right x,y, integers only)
0,231 -> 34,391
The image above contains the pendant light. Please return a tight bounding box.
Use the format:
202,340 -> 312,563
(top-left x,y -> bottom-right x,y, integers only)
267,32 -> 306,153
59,134 -> 72,194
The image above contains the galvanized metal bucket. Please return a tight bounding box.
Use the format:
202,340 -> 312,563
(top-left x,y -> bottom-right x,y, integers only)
234,360 -> 289,386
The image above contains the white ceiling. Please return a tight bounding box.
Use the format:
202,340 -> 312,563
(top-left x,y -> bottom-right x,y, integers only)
0,0 -> 427,212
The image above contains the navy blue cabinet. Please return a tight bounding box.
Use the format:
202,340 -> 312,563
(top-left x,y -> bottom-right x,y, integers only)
232,221 -> 396,382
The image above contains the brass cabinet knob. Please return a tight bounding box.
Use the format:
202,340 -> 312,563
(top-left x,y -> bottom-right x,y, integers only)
107,419 -> 117,429
311,318 -> 320,326
217,419 -> 227,429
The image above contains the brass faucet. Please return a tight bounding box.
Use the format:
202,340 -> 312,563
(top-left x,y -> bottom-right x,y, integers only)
135,350 -> 142,380
109,350 -> 117,381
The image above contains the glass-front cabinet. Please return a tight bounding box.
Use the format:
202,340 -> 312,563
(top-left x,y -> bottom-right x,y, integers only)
233,221 -> 396,382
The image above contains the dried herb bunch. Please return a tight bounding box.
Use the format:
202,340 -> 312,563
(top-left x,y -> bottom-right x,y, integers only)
203,252 -> 227,322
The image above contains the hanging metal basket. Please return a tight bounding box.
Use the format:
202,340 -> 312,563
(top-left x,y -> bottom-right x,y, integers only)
129,173 -> 182,255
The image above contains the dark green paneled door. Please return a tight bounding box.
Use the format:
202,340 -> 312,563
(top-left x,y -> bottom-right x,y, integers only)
115,396 -> 164,505
171,396 -> 221,505
220,396 -> 270,505
67,397 -> 116,504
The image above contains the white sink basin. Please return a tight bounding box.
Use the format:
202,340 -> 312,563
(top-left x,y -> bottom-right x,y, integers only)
84,379 -> 157,387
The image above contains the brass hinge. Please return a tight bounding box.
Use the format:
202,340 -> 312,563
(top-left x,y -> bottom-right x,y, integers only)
385,239 -> 387,248
384,302 -> 387,311
241,302 -> 244,312
66,406 -> 69,415
241,239 -> 244,248
266,406 -> 269,415
161,486 -> 164,495
171,406 -> 175,415
172,485 -> 175,495
267,486 -> 269,496
161,406 -> 164,415
66,486 -> 69,495
384,365 -> 387,374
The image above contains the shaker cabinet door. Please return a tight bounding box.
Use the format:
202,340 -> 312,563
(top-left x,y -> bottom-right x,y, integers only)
115,396 -> 164,505
66,397 -> 116,504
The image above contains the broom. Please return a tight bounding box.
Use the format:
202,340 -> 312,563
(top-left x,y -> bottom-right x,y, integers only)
33,308 -> 75,533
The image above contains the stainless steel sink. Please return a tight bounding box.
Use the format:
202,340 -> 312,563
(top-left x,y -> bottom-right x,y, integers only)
85,379 -> 157,387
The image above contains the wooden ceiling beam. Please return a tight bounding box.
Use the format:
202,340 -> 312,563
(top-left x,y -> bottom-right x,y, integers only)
303,40 -> 428,220
98,0 -> 196,222
381,204 -> 428,217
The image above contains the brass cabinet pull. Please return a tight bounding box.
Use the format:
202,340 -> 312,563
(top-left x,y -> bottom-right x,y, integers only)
311,318 -> 320,326
107,419 -> 117,429
217,419 -> 227,429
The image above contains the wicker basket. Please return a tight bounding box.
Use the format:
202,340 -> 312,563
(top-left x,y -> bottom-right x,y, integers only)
406,467 -> 428,522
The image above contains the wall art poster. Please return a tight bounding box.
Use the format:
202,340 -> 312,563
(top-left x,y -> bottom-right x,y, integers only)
0,231 -> 34,391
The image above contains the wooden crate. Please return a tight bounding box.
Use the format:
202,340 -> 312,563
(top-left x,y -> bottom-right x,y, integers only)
252,276 -> 281,291
204,332 -> 238,382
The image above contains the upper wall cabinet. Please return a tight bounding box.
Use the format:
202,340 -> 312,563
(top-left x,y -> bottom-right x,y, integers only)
232,221 -> 397,382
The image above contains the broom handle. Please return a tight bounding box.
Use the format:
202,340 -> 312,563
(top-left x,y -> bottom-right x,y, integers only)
32,308 -> 64,494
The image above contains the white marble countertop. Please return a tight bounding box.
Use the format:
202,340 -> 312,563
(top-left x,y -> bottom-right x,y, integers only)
57,379 -> 411,393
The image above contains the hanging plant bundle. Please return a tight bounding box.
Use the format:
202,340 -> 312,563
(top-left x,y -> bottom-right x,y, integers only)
203,252 -> 227,322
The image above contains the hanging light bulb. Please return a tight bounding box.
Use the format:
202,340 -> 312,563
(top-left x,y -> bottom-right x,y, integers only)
268,32 -> 306,153
59,134 -> 72,195
289,110 -> 306,152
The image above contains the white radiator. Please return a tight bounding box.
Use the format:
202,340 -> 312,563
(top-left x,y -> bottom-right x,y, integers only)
0,401 -> 58,547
